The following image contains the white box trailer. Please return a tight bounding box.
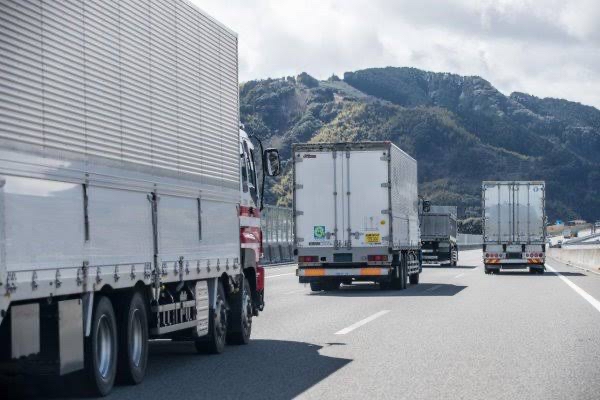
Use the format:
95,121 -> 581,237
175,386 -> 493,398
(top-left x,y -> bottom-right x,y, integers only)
0,1 -> 280,395
420,206 -> 458,266
293,142 -> 422,291
482,181 -> 546,274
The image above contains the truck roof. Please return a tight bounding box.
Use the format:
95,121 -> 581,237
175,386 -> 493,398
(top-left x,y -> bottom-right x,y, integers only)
293,141 -> 415,162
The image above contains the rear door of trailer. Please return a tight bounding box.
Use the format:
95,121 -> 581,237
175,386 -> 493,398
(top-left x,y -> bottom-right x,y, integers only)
294,147 -> 389,253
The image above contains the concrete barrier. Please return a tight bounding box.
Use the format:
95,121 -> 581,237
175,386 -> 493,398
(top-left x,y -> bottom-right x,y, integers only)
548,247 -> 600,272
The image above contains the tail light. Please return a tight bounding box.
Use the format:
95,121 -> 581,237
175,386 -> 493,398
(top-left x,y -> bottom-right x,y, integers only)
368,255 -> 388,262
298,256 -> 318,263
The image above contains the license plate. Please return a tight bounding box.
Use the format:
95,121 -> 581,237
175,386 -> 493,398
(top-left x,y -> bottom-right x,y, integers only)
365,233 -> 381,244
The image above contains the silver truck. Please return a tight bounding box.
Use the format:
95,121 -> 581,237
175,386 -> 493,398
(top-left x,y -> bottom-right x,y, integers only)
482,181 -> 546,274
420,206 -> 458,266
293,142 -> 422,291
0,1 -> 280,396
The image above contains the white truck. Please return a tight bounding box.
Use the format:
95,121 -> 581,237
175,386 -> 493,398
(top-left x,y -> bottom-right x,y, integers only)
420,206 -> 458,266
482,181 -> 546,274
0,1 -> 279,396
293,142 -> 422,291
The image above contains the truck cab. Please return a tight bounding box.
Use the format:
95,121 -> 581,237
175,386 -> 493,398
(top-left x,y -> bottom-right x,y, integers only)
239,128 -> 280,312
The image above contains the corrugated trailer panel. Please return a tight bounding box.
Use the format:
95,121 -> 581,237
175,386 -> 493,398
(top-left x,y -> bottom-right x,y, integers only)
483,181 -> 545,244
0,0 -> 239,188
389,144 -> 420,249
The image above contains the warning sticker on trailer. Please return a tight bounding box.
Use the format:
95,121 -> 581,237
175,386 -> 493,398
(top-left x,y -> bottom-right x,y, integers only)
313,226 -> 326,240
365,233 -> 381,244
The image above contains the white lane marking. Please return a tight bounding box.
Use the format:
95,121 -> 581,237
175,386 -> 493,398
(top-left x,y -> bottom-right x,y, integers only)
425,284 -> 443,292
265,272 -> 295,279
546,264 -> 600,313
335,310 -> 390,335
454,273 -> 465,278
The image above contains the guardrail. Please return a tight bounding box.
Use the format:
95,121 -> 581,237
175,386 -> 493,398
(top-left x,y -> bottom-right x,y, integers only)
457,234 -> 483,250
548,245 -> 600,272
261,205 -> 294,264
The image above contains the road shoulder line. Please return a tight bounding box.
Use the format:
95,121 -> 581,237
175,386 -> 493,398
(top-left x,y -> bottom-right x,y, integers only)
546,264 -> 600,313
335,310 -> 390,335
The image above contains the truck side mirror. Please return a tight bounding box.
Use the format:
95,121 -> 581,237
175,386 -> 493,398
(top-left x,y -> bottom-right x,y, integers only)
423,200 -> 431,213
263,148 -> 281,176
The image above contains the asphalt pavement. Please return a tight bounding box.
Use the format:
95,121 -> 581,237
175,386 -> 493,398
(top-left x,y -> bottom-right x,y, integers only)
9,249 -> 600,399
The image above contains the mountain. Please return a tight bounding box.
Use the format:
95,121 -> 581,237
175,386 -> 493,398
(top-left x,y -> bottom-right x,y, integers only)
240,67 -> 600,230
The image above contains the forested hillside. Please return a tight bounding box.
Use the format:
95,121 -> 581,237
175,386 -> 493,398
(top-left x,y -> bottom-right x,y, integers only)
240,67 -> 600,230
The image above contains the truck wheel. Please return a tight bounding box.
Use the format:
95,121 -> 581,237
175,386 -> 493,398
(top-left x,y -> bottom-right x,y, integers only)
409,272 -> 419,285
85,296 -> 118,396
117,291 -> 149,385
227,277 -> 252,345
195,281 -> 228,354
310,282 -> 322,292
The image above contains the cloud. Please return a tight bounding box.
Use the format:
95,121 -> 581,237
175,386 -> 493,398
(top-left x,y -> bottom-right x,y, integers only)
193,0 -> 600,109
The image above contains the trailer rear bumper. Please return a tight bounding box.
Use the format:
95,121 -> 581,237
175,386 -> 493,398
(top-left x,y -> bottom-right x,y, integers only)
297,266 -> 392,283
484,258 -> 545,269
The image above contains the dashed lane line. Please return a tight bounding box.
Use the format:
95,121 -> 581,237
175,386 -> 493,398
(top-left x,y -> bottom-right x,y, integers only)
335,310 -> 390,335
546,264 -> 600,313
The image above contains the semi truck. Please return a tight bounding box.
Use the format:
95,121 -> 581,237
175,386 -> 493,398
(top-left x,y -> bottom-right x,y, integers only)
420,206 -> 458,266
0,0 -> 280,396
482,181 -> 546,274
293,142 -> 422,291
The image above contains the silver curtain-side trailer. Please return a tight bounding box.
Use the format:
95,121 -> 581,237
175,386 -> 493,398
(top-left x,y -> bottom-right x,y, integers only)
482,181 -> 546,274
0,0 -> 244,395
293,142 -> 421,291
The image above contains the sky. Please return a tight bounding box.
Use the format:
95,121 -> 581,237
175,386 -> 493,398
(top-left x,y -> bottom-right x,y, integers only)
194,0 -> 600,109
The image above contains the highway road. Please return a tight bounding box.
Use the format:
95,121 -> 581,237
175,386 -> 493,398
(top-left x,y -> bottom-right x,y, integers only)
5,249 -> 600,399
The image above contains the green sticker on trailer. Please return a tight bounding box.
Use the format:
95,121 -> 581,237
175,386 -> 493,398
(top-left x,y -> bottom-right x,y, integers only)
313,226 -> 326,239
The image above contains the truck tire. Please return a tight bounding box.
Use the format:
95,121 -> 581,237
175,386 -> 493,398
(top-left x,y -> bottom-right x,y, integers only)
84,296 -> 118,397
117,290 -> 149,385
409,272 -> 419,285
310,281 -> 322,292
227,277 -> 252,345
195,281 -> 228,354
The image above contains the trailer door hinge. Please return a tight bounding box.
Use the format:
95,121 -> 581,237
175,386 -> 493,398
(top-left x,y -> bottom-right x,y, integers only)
294,184 -> 303,190
380,155 -> 390,161
381,209 -> 391,215
296,237 -> 304,243
295,211 -> 304,216
381,182 -> 390,188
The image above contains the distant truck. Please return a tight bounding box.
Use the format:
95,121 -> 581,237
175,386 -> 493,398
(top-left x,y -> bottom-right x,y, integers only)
293,142 -> 422,291
420,206 -> 458,266
482,181 -> 546,274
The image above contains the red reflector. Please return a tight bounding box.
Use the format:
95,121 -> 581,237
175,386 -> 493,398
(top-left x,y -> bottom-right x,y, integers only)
299,256 -> 318,263
368,255 -> 387,262
256,266 -> 265,291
